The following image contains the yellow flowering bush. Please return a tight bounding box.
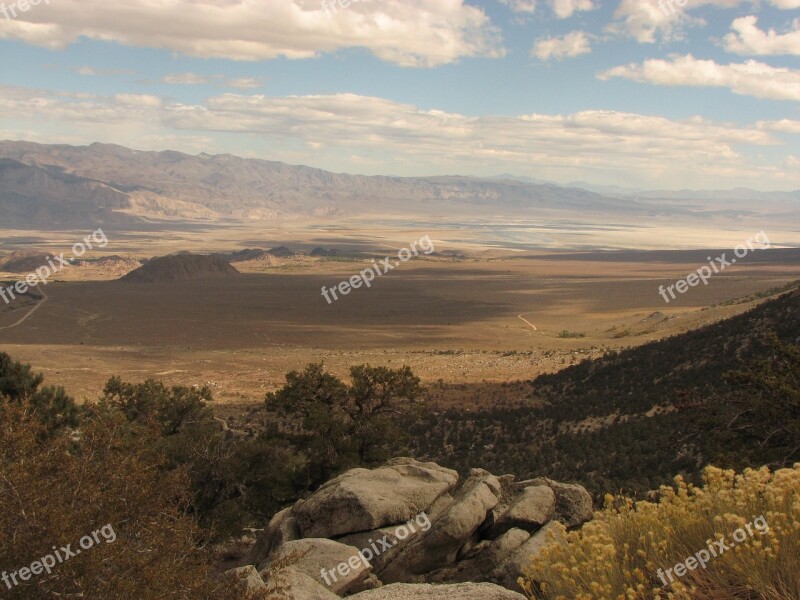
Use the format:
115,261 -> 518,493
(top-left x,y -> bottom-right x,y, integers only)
519,464 -> 800,600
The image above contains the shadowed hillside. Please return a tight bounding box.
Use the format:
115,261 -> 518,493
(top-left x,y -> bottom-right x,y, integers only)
1,251 -> 54,273
408,289 -> 800,496
0,158 -> 136,228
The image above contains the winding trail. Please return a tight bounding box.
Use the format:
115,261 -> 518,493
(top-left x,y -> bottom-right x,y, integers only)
0,287 -> 48,331
518,314 -> 537,331
518,313 -> 545,336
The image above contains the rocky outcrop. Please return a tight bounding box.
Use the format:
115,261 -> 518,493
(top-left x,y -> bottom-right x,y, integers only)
242,458 -> 593,598
259,538 -> 371,595
250,506 -> 300,565
293,458 -> 458,539
518,478 -> 593,529
427,528 -> 531,583
266,567 -> 341,600
379,469 -> 500,581
490,521 -> 564,590
223,565 -> 266,591
494,485 -> 555,533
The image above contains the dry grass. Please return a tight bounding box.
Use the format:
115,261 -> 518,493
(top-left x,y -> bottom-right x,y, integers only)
520,464 -> 800,600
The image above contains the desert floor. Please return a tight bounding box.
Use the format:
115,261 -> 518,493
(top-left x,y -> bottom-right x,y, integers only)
1,220 -> 798,410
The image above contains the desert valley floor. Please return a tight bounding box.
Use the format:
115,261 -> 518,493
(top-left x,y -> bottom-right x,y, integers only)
2,222 -> 799,410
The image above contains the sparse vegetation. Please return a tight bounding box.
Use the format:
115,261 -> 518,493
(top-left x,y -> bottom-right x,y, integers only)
718,280 -> 800,306
405,291 -> 800,499
0,356 -> 268,599
558,330 -> 586,338
1,290 -> 798,597
265,362 -> 423,487
520,464 -> 800,600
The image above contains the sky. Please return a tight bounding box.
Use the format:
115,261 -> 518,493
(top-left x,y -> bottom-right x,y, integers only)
0,0 -> 798,190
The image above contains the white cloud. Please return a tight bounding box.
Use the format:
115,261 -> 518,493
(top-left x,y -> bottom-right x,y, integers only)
757,119 -> 800,133
1,85 -> 790,188
162,73 -> 212,85
226,77 -> 265,90
501,0 -> 593,18
550,0 -> 595,18
723,16 -> 800,56
533,31 -> 592,61
0,0 -> 503,68
74,66 -> 136,77
609,0 -> 799,44
161,74 -> 265,89
599,54 -> 800,101
114,94 -> 162,107
609,0 -> 694,43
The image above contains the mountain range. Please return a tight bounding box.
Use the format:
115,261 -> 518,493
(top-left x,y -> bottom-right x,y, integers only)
1,140 -> 797,230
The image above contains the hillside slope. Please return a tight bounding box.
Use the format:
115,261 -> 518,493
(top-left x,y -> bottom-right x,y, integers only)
0,158 -> 137,228
409,289 -> 800,496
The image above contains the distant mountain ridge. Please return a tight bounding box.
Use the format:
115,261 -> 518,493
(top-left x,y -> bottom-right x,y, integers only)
0,141 -> 634,223
1,140 -> 797,229
0,157 -> 136,228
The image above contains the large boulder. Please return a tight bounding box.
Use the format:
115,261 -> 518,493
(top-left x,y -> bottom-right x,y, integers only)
336,510 -> 436,574
250,506 -> 300,564
518,478 -> 593,528
294,458 -> 459,539
349,582 -> 527,599
259,538 -> 371,596
428,528 -> 531,583
223,565 -> 266,591
380,470 -> 501,581
491,521 -> 564,591
265,567 -> 341,600
245,459 -> 592,598
487,485 -> 556,537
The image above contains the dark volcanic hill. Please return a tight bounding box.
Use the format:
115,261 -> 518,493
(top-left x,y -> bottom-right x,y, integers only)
120,254 -> 240,284
309,247 -> 338,257
267,246 -> 294,258
1,251 -> 54,273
